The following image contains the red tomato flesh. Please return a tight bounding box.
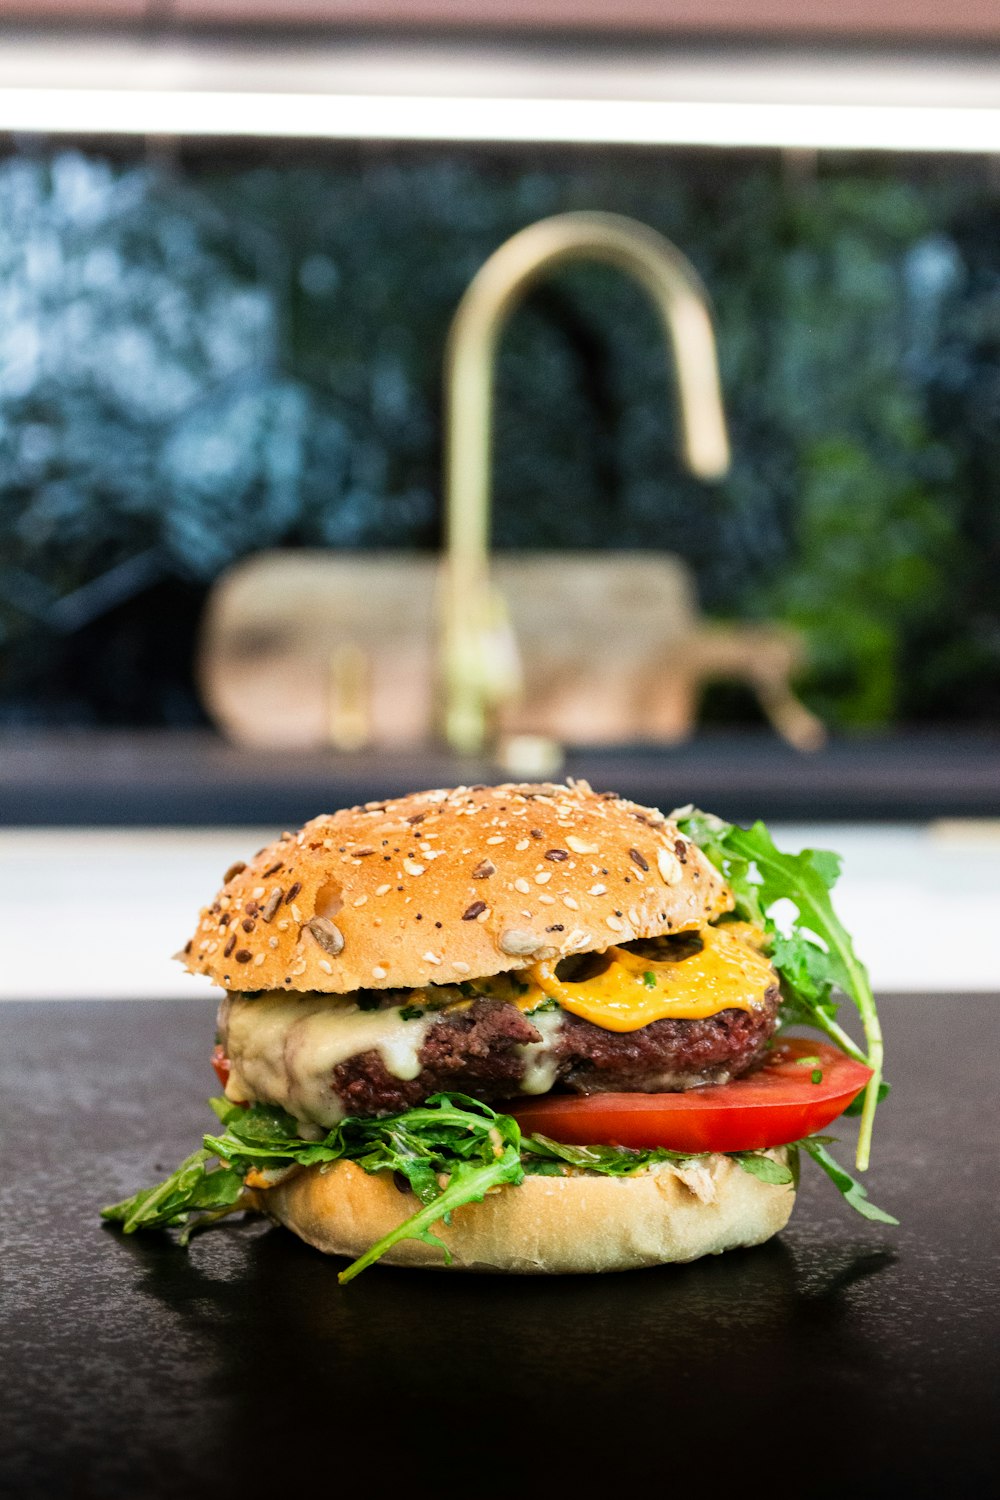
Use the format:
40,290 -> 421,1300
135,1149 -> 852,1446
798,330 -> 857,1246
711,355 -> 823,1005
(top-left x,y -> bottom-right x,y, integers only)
211,1044 -> 230,1091
510,1038 -> 871,1154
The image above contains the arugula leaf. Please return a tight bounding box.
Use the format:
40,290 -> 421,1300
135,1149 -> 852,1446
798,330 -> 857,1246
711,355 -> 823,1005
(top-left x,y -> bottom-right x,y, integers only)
101,1150 -> 246,1235
337,1148 -> 524,1284
103,1094 -> 894,1273
800,1137 -> 898,1224
731,1151 -> 796,1186
522,1132 -> 701,1175
675,809 -> 885,1172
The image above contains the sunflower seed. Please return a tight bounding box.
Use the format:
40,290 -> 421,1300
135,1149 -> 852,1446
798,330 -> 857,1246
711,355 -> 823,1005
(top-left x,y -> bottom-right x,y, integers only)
306,917 -> 345,956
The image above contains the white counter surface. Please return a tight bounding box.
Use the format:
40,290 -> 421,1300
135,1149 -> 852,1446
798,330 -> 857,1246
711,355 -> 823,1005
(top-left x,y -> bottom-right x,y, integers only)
3,823 -> 998,999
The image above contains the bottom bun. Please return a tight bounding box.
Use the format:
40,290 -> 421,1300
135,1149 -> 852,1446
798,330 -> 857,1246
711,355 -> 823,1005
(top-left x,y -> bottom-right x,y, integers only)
255,1152 -> 795,1274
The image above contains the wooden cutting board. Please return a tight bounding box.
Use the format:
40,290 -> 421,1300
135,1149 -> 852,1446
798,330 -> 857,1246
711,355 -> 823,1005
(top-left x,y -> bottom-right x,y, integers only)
198,550 -> 823,751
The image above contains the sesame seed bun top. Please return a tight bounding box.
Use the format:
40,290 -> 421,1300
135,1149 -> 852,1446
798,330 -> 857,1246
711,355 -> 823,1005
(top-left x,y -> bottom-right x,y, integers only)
179,780 -> 733,995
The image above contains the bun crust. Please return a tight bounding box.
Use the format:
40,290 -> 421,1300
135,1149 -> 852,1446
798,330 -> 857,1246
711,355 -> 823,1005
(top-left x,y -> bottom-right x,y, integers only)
181,781 -> 732,994
255,1153 -> 794,1273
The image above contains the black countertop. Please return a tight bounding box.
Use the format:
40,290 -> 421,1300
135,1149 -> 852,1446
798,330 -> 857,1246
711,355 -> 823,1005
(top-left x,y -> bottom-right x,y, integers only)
3,727 -> 1000,825
3,995 -> 999,1499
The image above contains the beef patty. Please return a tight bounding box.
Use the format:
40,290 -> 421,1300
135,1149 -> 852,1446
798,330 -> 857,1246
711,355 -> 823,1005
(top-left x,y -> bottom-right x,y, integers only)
332,987 -> 782,1117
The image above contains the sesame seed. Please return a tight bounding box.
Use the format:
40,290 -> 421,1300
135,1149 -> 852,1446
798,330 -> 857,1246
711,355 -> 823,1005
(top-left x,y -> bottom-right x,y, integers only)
453,961 -> 470,974
375,883 -> 391,896
562,895 -> 580,910
538,893 -> 555,904
404,860 -> 425,876
567,836 -> 598,855
606,915 -> 624,932
534,871 -> 551,885
318,958 -> 333,974
423,951 -> 442,965
353,895 -> 368,907
628,908 -> 640,925
515,839 -> 530,851
514,877 -> 531,895
372,965 -> 388,980
486,835 -> 505,846
657,847 -> 683,886
269,937 -> 279,949
589,883 -> 607,896
253,953 -> 266,967
252,886 -> 265,899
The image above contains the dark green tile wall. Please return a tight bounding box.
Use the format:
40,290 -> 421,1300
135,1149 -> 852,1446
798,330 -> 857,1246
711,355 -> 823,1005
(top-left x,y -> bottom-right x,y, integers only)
1,145 -> 998,730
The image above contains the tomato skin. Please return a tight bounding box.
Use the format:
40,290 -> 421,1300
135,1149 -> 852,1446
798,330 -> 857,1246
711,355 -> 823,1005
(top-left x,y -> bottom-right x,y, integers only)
211,1044 -> 230,1091
509,1039 -> 872,1154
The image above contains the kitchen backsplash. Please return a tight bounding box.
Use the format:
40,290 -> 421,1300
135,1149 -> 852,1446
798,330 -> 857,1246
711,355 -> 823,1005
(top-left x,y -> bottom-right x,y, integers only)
2,144 -> 998,730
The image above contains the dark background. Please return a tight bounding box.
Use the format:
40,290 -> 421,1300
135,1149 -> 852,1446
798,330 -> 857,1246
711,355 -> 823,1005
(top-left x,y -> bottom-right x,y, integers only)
3,142 -> 999,737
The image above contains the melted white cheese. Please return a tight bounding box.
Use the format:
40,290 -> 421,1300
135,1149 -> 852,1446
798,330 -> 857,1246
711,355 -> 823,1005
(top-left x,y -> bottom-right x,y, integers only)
221,990 -> 432,1128
518,1006 -> 565,1095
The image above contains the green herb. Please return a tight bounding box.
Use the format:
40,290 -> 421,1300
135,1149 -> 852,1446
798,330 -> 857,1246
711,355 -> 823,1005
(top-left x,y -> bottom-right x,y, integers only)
523,1132 -> 701,1175
811,1069 -> 823,1084
523,1132 -> 795,1187
104,1094 -> 527,1281
674,809 -> 885,1172
730,1151 -> 796,1186
103,1096 -> 894,1277
399,1005 -> 425,1021
800,1138 -> 898,1224
101,1150 -> 247,1241
642,970 -> 657,990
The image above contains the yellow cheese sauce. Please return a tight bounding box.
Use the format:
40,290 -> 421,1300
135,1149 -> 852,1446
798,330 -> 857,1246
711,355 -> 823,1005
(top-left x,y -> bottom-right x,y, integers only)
526,922 -> 773,1033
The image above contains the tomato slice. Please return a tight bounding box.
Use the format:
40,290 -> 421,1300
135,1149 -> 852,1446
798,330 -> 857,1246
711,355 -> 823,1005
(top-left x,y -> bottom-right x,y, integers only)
509,1038 -> 872,1153
211,1044 -> 230,1091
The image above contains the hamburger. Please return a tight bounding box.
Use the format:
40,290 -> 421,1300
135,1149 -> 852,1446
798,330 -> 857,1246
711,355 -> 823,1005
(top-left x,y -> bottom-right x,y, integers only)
103,781 -> 894,1278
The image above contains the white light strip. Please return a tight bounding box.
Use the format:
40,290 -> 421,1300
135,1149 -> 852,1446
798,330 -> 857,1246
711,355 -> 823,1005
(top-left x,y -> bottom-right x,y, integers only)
3,88 -> 1000,152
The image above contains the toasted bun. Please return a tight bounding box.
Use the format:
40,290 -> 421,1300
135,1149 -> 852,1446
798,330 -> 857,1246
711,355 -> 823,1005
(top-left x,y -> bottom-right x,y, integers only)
255,1153 -> 794,1273
181,781 -> 732,994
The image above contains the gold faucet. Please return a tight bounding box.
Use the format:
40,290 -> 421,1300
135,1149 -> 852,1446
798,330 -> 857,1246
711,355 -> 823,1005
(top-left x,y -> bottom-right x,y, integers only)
440,211 -> 731,754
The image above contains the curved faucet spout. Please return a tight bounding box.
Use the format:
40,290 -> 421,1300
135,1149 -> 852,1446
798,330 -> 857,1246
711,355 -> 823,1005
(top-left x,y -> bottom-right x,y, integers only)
441,210 -> 731,754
